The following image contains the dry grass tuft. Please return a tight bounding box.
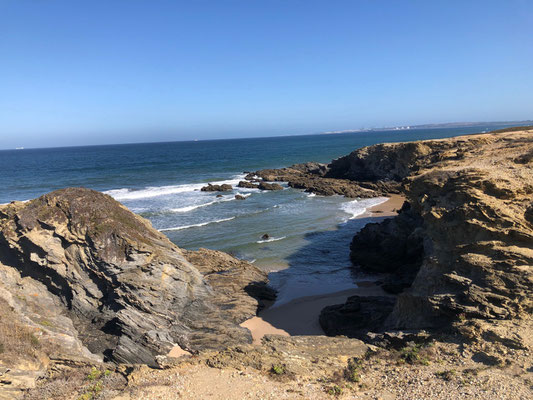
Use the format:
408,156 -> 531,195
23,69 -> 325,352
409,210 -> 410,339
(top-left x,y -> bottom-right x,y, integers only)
0,297 -> 42,364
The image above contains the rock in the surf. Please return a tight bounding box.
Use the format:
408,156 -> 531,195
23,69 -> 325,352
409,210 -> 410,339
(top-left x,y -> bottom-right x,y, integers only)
252,163 -> 390,197
201,183 -> 233,192
237,180 -> 259,189
258,182 -> 283,191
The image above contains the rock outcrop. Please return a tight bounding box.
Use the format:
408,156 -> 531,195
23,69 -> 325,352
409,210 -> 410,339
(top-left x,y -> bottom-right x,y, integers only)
248,163 -> 390,198
237,181 -> 259,189
319,128 -> 533,351
258,182 -> 283,191
0,188 -> 273,369
350,202 -> 424,294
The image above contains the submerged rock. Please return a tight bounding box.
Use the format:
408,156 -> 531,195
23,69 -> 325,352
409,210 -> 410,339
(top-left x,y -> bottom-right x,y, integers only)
235,194 -> 246,200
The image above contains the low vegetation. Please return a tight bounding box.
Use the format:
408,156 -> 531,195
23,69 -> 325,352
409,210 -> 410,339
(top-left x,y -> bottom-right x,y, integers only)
398,342 -> 432,365
271,364 -> 285,375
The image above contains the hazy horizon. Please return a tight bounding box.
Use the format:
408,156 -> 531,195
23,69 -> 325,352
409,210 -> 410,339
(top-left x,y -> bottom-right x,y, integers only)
1,119 -> 530,151
1,1 -> 532,149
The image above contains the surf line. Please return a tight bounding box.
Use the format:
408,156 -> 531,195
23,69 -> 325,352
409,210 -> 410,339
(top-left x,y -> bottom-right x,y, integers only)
159,217 -> 235,232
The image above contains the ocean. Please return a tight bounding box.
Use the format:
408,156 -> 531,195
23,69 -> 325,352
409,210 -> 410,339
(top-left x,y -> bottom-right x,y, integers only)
0,125 -> 509,304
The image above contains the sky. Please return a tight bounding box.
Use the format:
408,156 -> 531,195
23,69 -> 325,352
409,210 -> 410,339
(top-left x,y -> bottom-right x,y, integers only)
1,0 -> 532,149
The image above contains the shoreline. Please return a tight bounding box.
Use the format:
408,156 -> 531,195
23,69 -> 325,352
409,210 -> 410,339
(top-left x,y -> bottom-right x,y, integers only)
241,193 -> 405,343
367,193 -> 405,217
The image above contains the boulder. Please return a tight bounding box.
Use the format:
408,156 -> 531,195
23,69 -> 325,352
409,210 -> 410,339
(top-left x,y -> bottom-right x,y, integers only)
235,194 -> 246,200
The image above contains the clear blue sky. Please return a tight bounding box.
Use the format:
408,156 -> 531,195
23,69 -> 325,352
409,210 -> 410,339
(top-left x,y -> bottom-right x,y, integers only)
1,1 -> 532,149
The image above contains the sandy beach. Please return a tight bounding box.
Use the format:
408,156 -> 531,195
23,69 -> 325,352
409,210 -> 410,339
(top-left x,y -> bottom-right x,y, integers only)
368,193 -> 405,217
241,194 -> 405,343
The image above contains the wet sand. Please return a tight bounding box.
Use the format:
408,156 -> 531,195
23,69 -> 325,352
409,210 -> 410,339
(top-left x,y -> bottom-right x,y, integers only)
241,195 -> 404,343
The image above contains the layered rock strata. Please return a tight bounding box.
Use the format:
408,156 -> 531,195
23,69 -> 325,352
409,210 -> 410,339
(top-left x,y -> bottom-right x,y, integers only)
0,188 -> 273,368
319,128 -> 533,351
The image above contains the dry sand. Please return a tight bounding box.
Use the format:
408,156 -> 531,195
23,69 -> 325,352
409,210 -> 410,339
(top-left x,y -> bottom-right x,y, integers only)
241,285 -> 390,343
368,193 -> 405,217
241,195 -> 404,343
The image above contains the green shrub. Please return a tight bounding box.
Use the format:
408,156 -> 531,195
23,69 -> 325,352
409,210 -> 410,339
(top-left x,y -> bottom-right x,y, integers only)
400,343 -> 430,365
271,364 -> 285,375
326,385 -> 343,396
87,367 -> 102,381
344,357 -> 362,382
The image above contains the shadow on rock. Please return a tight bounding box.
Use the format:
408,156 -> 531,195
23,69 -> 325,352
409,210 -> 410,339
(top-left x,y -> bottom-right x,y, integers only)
257,216 -> 393,336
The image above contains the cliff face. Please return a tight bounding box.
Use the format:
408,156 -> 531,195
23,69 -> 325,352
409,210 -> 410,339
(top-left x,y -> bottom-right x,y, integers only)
0,188 -> 272,369
391,132 -> 533,335
323,129 -> 533,350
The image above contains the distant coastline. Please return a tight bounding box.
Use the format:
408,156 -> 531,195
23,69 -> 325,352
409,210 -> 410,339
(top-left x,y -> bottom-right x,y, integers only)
322,119 -> 533,134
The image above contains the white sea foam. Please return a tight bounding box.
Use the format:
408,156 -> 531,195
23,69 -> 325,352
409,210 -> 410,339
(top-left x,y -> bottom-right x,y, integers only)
256,236 -> 287,244
340,197 -> 388,221
170,200 -> 219,213
105,175 -> 245,201
159,217 -> 235,232
169,193 -> 250,213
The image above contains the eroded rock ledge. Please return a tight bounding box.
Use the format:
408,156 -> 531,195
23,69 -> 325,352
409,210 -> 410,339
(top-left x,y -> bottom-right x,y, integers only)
246,162 -> 400,197
0,188 -> 274,371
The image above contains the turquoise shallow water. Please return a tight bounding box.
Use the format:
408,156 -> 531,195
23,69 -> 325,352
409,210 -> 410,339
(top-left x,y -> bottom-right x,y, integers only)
0,125 -> 511,303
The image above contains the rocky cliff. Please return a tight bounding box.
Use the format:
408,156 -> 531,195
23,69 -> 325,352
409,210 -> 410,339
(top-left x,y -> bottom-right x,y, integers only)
320,128 -> 533,353
0,188 -> 273,375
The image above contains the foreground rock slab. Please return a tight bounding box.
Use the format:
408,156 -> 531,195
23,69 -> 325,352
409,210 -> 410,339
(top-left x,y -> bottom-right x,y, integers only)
0,188 -> 272,370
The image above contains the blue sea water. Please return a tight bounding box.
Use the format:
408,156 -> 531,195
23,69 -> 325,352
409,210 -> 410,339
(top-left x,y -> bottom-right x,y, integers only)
0,125 -> 510,304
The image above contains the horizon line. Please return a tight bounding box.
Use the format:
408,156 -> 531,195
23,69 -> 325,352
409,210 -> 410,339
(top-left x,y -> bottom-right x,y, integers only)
2,119 -> 531,152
